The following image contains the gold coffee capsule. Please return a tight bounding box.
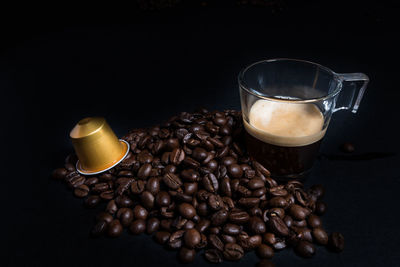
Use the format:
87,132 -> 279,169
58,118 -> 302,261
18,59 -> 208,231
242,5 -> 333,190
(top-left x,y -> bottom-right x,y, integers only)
70,117 -> 129,175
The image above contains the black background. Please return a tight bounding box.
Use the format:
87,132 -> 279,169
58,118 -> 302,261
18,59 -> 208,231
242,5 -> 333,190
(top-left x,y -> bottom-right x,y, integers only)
2,1 -> 400,266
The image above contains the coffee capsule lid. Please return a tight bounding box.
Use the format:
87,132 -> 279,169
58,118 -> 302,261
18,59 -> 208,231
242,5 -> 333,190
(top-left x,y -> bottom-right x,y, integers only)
75,139 -> 130,175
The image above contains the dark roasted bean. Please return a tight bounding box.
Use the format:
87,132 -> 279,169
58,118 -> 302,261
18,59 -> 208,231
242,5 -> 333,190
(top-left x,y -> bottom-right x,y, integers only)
223,243 -> 244,261
154,231 -> 171,244
163,173 -> 182,190
130,219 -> 146,235
202,173 -> 219,193
178,247 -> 196,263
210,210 -> 229,226
329,232 -> 345,252
268,216 -> 289,236
107,219 -> 123,237
295,240 -> 315,258
204,249 -> 223,263
248,216 -> 266,234
133,205 -> 148,220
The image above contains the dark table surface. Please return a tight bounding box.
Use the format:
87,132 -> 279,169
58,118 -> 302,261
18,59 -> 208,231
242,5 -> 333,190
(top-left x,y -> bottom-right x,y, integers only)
2,1 -> 400,266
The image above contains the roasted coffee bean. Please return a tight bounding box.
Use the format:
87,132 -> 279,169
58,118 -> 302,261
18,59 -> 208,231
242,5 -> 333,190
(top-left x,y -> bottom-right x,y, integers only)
307,214 -> 322,228
209,227 -> 221,235
208,234 -> 224,251
252,161 -> 271,177
163,173 -> 182,190
263,232 -> 276,246
154,231 -> 171,244
222,197 -> 235,209
172,216 -> 188,230
197,190 -> 210,202
206,159 -> 218,171
106,200 -> 118,215
91,220 -> 107,237
293,219 -> 307,228
309,184 -> 325,200
238,197 -> 260,208
100,190 -> 114,200
223,223 -> 241,235
202,173 -> 219,193
216,146 -> 229,159
168,230 -> 185,249
146,177 -> 160,195
315,201 -> 327,215
220,177 -> 232,197
268,216 -> 289,236
289,204 -> 310,220
283,215 -> 294,228
181,169 -> 200,182
115,195 -> 133,207
248,216 -> 266,234
223,243 -> 244,261
170,148 -> 185,165
137,163 -> 152,179
257,244 -> 274,259
74,184 -> 90,198
184,220 -> 195,230
107,219 -> 123,237
204,249 -> 223,263
178,247 -> 196,263
295,240 -> 315,258
312,227 -> 328,245
268,208 -> 285,219
92,182 -> 109,193
247,178 -> 264,190
197,202 -> 209,217
140,191 -> 155,210
117,208 -> 134,227
237,185 -> 252,197
221,234 -> 236,244
292,226 -> 313,242
229,210 -> 250,224
179,203 -> 196,219
68,175 -> 86,189
131,180 -> 145,194
84,176 -> 99,187
52,168 -> 68,180
208,194 -> 224,211
184,182 -> 198,195
96,211 -> 114,224
137,150 -> 153,164
184,229 -> 201,248
133,205 -> 148,220
85,195 -> 101,208
210,210 -> 229,226
228,164 -> 243,178
328,232 -> 345,252
183,157 -> 200,169
165,138 -> 179,150
130,219 -> 146,235
195,219 -> 210,233
269,197 -> 288,208
155,191 -> 171,207
146,217 -> 160,234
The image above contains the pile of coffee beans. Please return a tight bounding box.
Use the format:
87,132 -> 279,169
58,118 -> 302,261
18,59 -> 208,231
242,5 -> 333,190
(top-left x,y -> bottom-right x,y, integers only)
52,109 -> 344,266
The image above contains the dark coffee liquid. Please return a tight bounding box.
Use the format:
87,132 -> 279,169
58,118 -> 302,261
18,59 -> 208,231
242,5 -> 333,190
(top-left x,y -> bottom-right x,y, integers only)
245,131 -> 322,181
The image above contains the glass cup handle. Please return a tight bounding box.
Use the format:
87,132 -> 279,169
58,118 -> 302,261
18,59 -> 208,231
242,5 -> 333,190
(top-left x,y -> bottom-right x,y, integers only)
333,72 -> 369,113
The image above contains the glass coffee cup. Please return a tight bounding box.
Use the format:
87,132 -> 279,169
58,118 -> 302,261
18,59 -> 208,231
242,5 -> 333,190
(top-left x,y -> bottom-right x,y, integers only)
238,58 -> 369,181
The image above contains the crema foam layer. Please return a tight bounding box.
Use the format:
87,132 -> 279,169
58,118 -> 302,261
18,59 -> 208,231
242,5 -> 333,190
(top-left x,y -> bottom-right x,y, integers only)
244,99 -> 326,147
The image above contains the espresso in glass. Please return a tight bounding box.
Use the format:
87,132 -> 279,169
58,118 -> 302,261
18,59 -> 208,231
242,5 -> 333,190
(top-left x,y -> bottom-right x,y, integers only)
244,99 -> 326,180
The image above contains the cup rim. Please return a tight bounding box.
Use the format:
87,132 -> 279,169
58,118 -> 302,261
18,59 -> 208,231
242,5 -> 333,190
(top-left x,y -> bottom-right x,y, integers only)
238,58 -> 342,103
